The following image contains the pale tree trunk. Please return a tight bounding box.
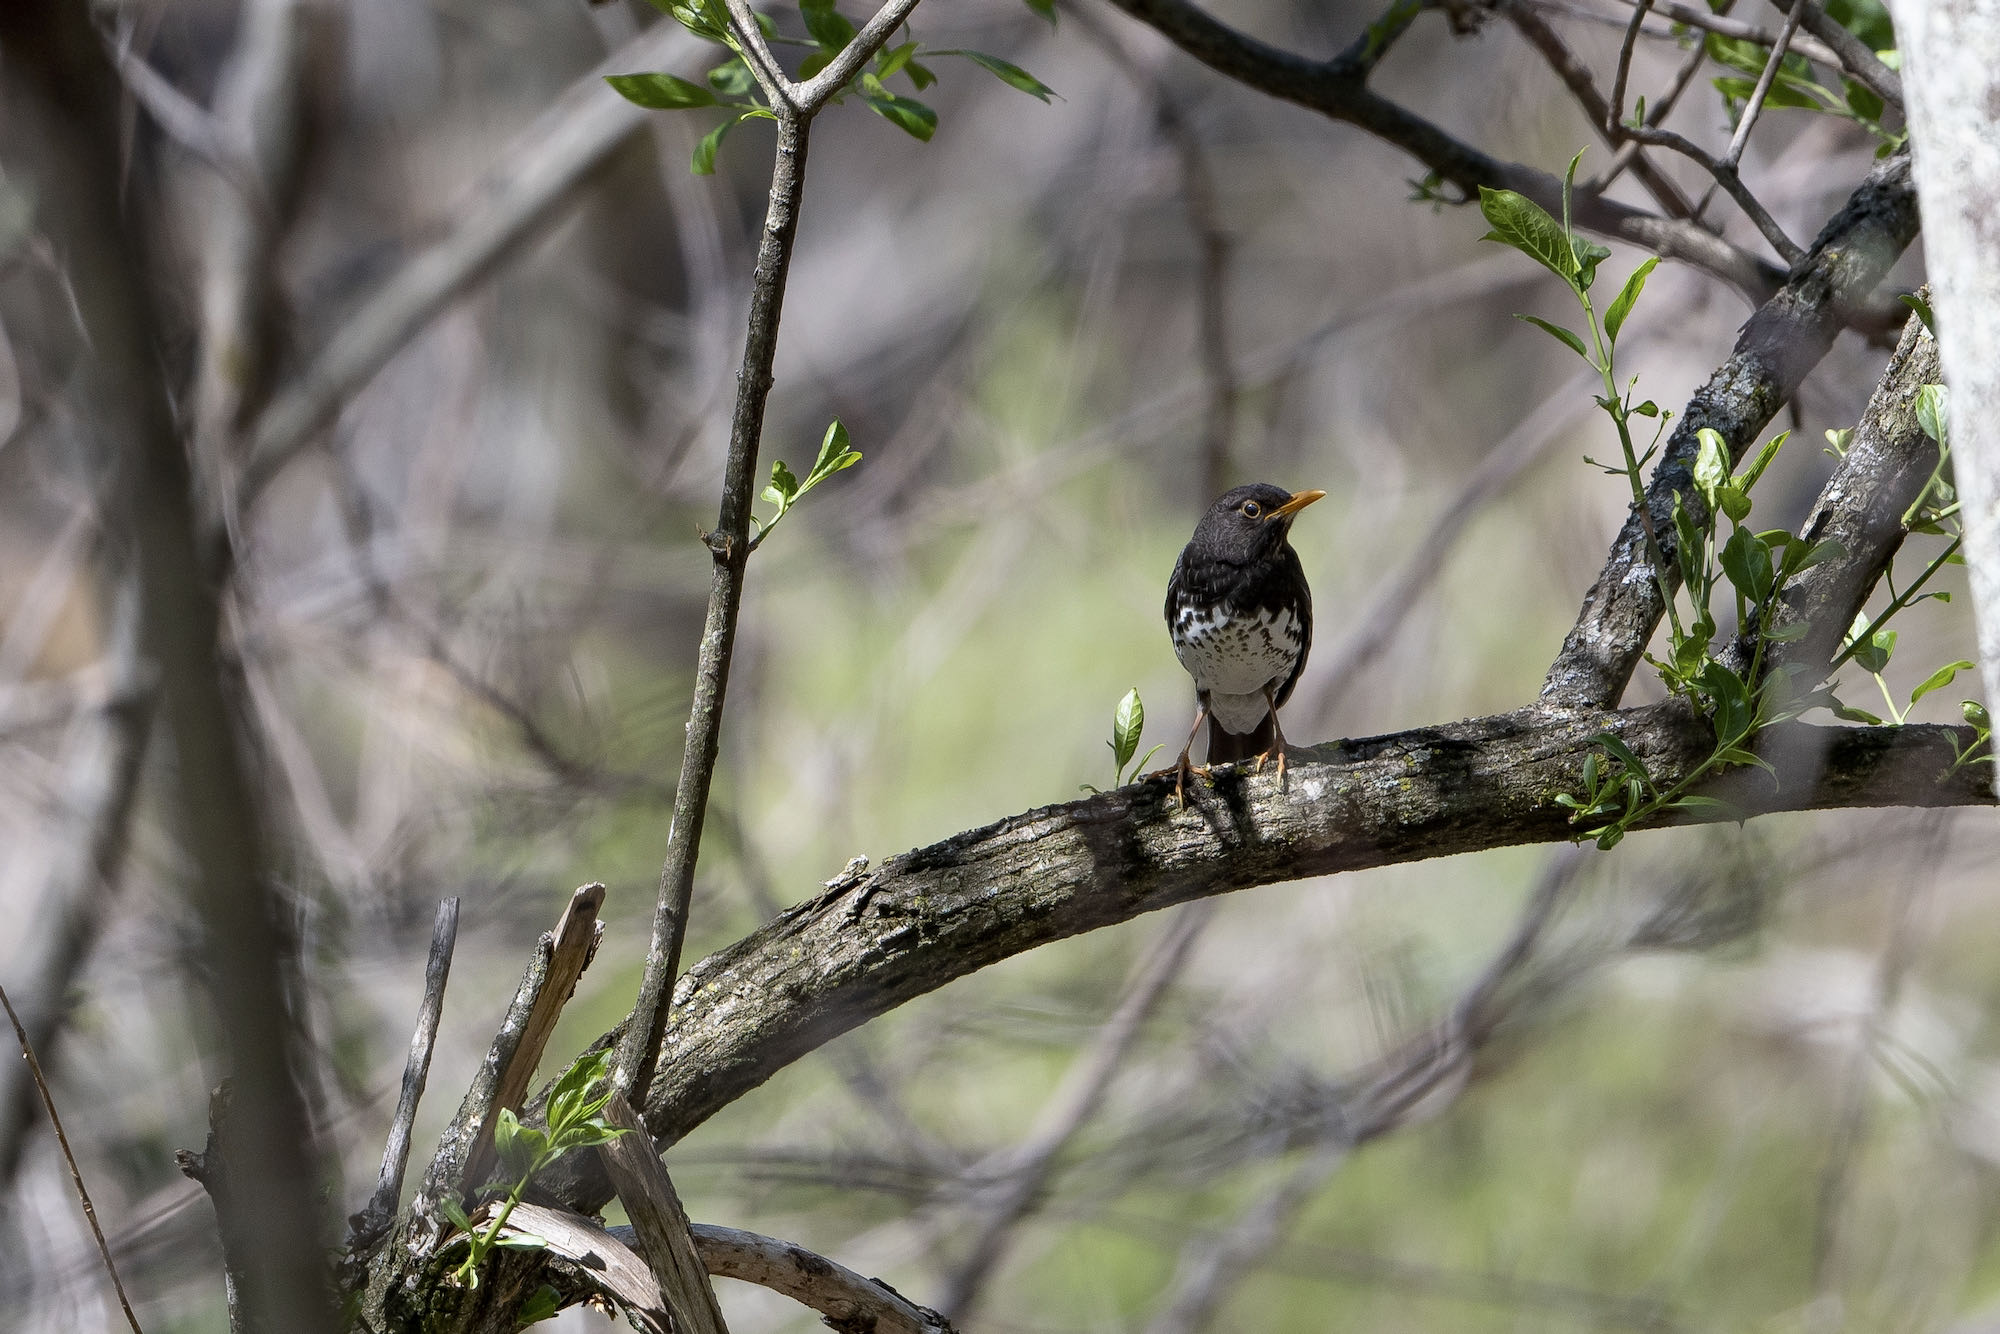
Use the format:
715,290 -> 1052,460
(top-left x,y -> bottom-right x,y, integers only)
1894,0 -> 2000,713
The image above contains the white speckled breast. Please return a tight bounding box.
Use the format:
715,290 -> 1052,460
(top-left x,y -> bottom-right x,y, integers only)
1171,603 -> 1304,732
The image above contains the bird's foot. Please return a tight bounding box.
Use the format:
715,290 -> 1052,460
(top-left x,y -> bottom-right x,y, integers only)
1250,744 -> 1289,785
1148,750 -> 1211,809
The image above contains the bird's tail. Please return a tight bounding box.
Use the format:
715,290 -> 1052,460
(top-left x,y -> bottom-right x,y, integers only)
1206,713 -> 1274,765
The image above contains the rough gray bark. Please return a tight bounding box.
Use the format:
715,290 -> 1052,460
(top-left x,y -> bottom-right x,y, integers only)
1892,1 -> 2000,724
1541,150 -> 1920,708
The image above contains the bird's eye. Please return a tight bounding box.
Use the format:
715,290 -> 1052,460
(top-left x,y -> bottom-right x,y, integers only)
1241,501 -> 1261,518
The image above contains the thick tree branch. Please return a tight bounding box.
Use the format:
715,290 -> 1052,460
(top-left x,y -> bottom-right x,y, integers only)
529,704 -> 1990,1214
1541,149 -> 1919,709
1099,0 -> 1787,301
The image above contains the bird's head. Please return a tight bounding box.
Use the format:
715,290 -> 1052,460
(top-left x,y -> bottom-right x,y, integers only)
1192,483 -> 1325,563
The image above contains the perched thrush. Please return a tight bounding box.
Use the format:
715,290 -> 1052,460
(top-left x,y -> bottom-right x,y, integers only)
1163,483 -> 1324,800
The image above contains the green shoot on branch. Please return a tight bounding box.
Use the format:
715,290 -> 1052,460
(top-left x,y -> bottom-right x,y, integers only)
1082,687 -> 1165,792
440,1049 -> 631,1292
748,420 -> 862,550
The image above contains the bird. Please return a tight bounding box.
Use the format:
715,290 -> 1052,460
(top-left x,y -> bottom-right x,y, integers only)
1162,483 -> 1324,803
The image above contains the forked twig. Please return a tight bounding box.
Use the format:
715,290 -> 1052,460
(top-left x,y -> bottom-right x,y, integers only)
1,982 -> 145,1334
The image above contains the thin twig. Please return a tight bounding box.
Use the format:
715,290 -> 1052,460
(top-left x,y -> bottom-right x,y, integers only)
1724,0 -> 1803,168
1502,0 -> 1696,219
1613,122 -> 1804,262
1606,0 -> 1649,137
794,0 -> 926,108
1,983 -> 146,1334
615,0 -> 930,1106
353,898 -> 460,1248
1588,8 -> 1717,195
1541,0 -> 1841,70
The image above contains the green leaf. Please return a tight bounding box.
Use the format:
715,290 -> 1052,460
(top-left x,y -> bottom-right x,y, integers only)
693,112 -> 751,175
1852,626 -> 1897,674
1631,400 -> 1659,417
860,88 -> 937,140
1112,687 -> 1145,771
1670,794 -> 1738,818
905,59 -> 937,91
1514,313 -> 1588,360
1900,292 -> 1936,337
665,0 -> 731,41
707,57 -> 757,97
519,1286 -> 563,1327
764,459 -> 801,509
1787,537 -> 1846,577
1571,236 -> 1612,292
939,50 -> 1057,102
1734,429 -> 1789,493
1693,427 -> 1730,509
1712,74 -> 1829,111
1911,660 -> 1976,706
1718,526 -> 1772,603
1832,700 -> 1885,725
1604,256 -> 1660,344
799,0 -> 856,53
876,41 -> 918,81
1915,382 -> 1948,447
1715,486 -> 1751,523
441,1197 -> 476,1233
1844,78 -> 1885,125
1022,0 -> 1057,24
605,72 -> 718,110
1964,700 -> 1991,730
809,419 -> 860,480
1477,187 -> 1579,291
496,1231 -> 551,1251
1763,619 -> 1809,642
1590,733 -> 1654,788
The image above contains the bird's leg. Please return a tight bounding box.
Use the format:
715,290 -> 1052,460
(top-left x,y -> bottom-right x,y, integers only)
1149,700 -> 1211,808
1252,684 -> 1291,785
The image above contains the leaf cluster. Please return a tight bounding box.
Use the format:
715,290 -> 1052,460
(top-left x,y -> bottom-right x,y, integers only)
605,0 -> 1056,173
749,419 -> 863,549
1704,34 -> 1904,157
440,1049 -> 631,1293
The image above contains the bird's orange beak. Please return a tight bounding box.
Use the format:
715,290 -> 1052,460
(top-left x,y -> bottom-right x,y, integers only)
1267,489 -> 1326,520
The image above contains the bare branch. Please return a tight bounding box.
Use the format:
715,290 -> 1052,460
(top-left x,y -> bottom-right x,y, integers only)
1099,0 -> 1787,300
598,1094 -> 729,1334
1,983 -> 144,1334
1,5 -> 339,1327
1588,8 -> 1715,196
1500,0 -> 1697,220
795,0 -> 928,109
459,885 -> 605,1193
348,898 -> 460,1253
691,1221 -> 956,1333
1724,0 -> 1804,168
